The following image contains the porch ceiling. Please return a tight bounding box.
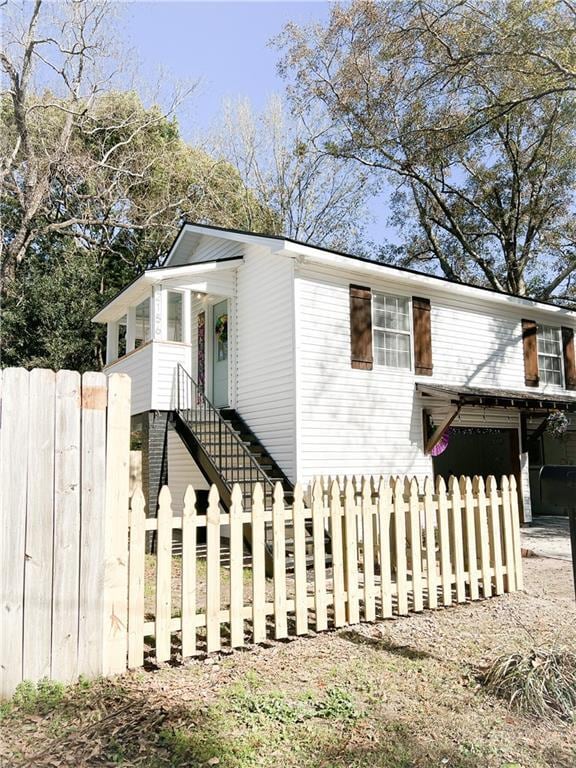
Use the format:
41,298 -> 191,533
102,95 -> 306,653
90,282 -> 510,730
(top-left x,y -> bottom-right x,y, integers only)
416,383 -> 576,412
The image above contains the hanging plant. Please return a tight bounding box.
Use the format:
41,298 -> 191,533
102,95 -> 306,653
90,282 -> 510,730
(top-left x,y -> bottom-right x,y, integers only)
215,314 -> 228,344
545,410 -> 570,439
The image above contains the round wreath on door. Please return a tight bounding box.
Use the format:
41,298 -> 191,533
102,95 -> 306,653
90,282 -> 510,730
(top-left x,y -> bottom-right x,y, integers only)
215,314 -> 228,344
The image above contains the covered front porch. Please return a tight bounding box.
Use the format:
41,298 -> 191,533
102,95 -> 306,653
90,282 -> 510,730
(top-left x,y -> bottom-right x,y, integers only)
418,383 -> 576,523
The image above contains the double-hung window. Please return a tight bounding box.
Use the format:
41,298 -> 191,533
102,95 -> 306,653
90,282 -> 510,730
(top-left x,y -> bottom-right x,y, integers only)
373,293 -> 411,369
537,325 -> 563,386
167,291 -> 184,342
134,298 -> 151,348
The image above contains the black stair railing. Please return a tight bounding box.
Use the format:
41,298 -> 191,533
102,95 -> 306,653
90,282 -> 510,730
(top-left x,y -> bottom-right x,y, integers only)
176,364 -> 276,509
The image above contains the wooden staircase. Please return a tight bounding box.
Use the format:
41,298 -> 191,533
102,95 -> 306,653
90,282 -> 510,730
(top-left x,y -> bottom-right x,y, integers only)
174,365 -> 325,574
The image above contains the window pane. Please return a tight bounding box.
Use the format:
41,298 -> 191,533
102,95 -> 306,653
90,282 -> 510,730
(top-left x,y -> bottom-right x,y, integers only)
167,292 -> 183,342
537,324 -> 563,385
118,315 -> 127,358
135,299 -> 150,348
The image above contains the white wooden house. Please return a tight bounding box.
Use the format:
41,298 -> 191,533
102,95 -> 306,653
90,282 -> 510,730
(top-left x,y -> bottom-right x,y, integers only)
93,223 -> 576,523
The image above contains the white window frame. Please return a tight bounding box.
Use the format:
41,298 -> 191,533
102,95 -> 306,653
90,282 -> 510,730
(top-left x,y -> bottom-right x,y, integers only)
537,324 -> 564,386
372,292 -> 412,371
166,289 -> 185,343
134,297 -> 151,348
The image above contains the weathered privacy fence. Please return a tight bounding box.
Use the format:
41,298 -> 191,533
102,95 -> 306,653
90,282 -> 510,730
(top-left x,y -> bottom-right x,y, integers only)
0,368 -> 131,698
126,473 -> 524,667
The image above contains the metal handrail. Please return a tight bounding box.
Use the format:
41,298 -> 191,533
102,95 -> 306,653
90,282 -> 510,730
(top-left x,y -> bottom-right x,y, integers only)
175,364 -> 276,504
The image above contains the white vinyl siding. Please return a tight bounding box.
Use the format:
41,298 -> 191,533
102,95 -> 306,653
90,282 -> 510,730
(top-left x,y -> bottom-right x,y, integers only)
104,342 -> 153,415
537,325 -> 563,386
236,246 -> 296,481
294,264 -> 431,484
167,431 -> 209,515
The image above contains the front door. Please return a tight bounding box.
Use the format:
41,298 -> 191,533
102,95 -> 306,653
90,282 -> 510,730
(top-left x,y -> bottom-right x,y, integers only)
212,300 -> 229,407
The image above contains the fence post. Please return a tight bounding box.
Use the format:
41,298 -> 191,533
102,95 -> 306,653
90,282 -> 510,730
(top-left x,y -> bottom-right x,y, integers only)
102,373 -> 131,677
0,368 -> 30,698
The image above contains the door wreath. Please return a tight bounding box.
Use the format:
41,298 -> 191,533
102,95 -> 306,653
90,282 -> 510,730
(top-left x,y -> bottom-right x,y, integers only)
215,314 -> 228,344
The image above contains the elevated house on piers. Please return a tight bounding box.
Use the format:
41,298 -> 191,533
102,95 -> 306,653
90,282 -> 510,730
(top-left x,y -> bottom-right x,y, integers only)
93,223 -> 576,527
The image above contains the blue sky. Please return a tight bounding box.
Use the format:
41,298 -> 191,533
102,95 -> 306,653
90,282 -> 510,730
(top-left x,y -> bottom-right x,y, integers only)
122,1 -> 390,245
124,1 -> 331,137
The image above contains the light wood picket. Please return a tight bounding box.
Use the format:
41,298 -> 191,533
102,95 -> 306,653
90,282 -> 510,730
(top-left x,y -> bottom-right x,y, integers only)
156,487 -> 173,662
23,369 -> 55,683
120,471 -> 525,670
128,489 -> 146,669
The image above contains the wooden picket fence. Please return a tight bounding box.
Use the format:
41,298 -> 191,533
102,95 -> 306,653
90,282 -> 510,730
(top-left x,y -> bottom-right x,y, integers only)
126,473 -> 524,666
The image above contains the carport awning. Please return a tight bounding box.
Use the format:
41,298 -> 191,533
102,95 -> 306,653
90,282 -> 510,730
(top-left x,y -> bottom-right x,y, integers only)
416,383 -> 576,412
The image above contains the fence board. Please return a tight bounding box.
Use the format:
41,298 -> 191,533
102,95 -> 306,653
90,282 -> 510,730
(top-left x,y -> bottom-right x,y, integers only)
79,371 -> 108,678
423,477 -> 438,609
156,486 -> 173,662
292,484 -> 308,635
128,489 -> 146,668
344,481 -> 360,623
461,476 -> 479,601
329,480 -> 346,627
474,477 -> 492,598
362,479 -> 376,622
487,476 -> 505,595
393,478 -> 408,615
206,485 -> 222,652
251,484 -> 266,644
435,477 -> 452,607
52,370 -> 82,682
500,476 -> 516,593
0,368 -> 30,697
449,477 -> 466,603
23,369 -> 55,683
377,478 -> 393,618
312,480 -> 328,631
509,476 -> 524,591
272,484 -> 288,639
229,485 -> 244,648
409,478 -> 424,612
102,373 -> 131,676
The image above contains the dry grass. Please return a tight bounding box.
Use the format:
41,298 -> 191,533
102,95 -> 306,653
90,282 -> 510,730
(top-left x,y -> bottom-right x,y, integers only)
1,557 -> 575,768
482,648 -> 576,722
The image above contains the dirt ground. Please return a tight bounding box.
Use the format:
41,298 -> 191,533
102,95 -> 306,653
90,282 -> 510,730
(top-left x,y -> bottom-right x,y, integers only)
1,556 -> 575,768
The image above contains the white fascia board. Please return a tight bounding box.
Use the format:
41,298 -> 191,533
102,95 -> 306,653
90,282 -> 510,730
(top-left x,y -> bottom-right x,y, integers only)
280,242 -> 576,322
92,259 -> 242,323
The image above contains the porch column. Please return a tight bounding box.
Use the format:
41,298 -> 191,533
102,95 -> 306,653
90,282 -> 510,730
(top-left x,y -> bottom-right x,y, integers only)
106,321 -> 119,364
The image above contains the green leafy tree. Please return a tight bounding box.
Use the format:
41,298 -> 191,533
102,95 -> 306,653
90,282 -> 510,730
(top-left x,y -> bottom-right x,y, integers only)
278,0 -> 576,301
